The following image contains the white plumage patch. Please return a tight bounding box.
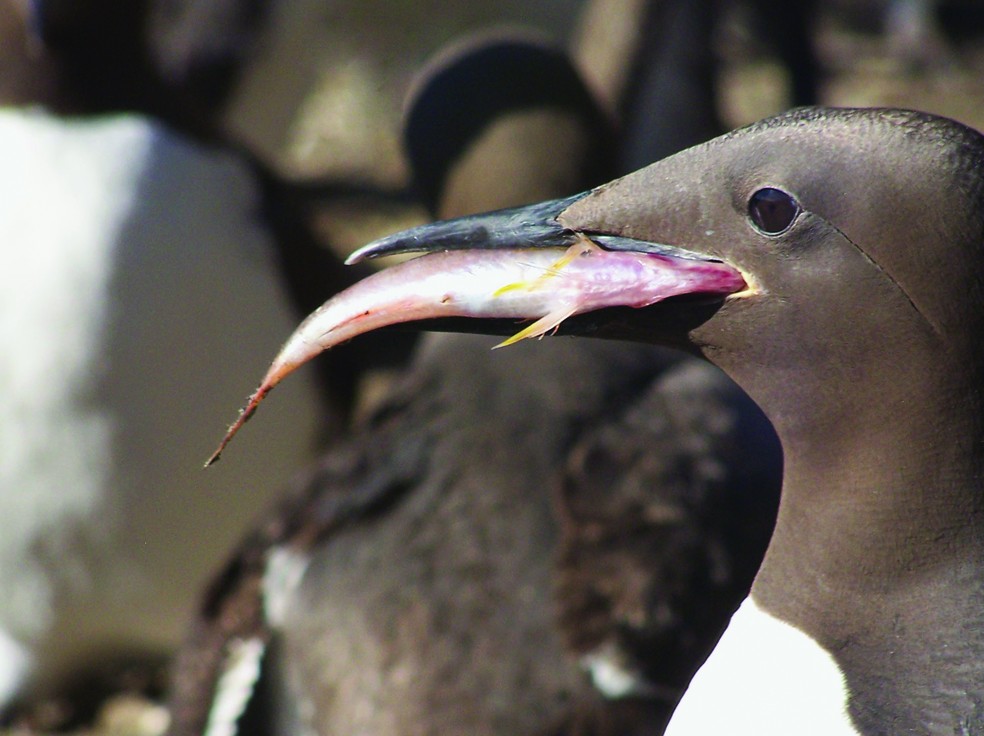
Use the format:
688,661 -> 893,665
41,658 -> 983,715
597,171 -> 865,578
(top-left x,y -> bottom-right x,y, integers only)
0,627 -> 31,706
0,108 -> 321,705
580,643 -> 652,699
263,546 -> 311,630
0,109 -> 142,645
665,597 -> 858,735
204,638 -> 266,736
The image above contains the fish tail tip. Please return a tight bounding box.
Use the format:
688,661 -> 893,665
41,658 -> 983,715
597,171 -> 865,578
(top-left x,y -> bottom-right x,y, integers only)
203,424 -> 239,468
204,384 -> 271,468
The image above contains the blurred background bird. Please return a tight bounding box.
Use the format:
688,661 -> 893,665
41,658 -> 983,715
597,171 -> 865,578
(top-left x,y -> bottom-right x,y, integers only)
0,0 -> 409,727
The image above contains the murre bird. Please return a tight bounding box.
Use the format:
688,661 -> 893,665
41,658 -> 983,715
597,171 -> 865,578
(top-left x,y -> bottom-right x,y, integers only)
0,1 -> 417,721
211,105 -> 984,735
175,33 -> 780,736
0,107 -> 324,718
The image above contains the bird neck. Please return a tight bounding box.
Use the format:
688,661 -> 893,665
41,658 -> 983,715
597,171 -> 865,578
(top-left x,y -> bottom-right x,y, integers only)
751,361 -> 984,731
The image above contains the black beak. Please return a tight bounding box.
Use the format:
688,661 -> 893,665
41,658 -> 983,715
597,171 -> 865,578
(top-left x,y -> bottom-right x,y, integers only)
347,193 -> 718,265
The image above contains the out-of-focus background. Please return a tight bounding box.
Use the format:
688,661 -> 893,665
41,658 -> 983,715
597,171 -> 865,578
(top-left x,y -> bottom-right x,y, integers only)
6,0 -> 984,254
1,0 -> 983,734
221,0 -> 984,205
117,0 -> 984,209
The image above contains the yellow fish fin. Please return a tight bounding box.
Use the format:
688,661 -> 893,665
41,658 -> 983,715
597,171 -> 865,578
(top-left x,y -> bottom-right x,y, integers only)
493,304 -> 578,349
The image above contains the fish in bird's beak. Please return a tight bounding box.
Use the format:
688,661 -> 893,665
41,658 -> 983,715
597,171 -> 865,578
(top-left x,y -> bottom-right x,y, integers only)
206,192 -> 746,465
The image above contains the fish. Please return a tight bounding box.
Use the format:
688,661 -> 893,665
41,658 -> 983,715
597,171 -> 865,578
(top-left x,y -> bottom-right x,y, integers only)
206,236 -> 745,465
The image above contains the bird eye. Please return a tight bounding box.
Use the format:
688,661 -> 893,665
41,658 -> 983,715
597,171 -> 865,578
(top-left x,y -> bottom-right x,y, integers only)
748,188 -> 800,235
